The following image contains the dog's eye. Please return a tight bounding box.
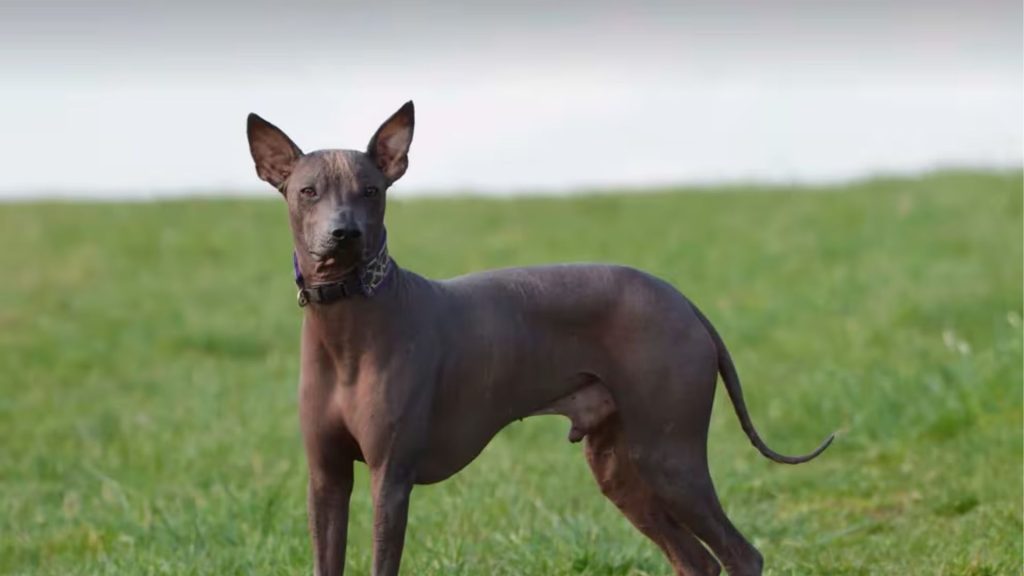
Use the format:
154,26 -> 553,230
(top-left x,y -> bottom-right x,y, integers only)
363,186 -> 379,198
299,187 -> 317,198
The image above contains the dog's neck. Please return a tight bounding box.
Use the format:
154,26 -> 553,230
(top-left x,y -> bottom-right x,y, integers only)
296,232 -> 408,370
293,229 -> 394,308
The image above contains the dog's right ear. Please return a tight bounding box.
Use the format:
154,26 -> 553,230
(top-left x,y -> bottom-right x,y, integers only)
247,113 -> 303,191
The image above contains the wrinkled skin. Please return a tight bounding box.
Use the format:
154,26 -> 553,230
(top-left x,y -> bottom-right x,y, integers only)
246,102 -> 832,576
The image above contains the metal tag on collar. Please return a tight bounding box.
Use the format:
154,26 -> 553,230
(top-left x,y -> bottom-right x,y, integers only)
297,288 -> 310,307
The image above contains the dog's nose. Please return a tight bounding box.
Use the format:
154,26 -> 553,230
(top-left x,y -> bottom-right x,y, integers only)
331,227 -> 362,241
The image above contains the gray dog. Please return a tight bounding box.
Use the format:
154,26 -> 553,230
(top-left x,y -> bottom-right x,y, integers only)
246,101 -> 833,576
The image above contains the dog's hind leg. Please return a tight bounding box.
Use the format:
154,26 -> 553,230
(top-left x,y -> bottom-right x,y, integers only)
630,439 -> 763,576
604,301 -> 765,575
585,416 -> 721,576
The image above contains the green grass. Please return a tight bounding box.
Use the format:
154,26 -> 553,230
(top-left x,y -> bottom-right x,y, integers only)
1,170 -> 1021,575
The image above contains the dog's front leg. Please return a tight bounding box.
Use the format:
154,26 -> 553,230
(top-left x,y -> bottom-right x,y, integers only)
369,465 -> 414,576
308,460 -> 354,576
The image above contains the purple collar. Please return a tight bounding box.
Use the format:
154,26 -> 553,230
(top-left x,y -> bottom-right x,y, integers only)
292,251 -> 304,285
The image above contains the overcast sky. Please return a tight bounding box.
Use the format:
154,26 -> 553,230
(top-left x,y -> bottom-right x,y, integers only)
1,0 -> 1020,198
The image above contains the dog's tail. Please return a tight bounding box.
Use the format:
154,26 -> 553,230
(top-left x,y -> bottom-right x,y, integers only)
691,304 -> 835,464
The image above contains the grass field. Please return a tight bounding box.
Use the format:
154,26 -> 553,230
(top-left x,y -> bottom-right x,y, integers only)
1,170 -> 1021,575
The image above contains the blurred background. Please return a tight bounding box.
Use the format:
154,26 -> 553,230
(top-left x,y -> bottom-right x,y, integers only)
1,2 -> 1021,575
0,0 -> 1020,198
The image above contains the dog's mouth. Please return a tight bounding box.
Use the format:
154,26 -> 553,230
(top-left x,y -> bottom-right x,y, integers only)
310,240 -> 363,269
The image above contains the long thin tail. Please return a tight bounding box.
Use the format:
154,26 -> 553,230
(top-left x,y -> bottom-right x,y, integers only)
692,304 -> 835,464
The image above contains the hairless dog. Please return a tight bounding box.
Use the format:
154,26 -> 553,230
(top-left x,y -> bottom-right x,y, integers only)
246,101 -> 833,576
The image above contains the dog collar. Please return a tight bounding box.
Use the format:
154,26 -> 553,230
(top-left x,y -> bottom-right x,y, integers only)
294,234 -> 393,307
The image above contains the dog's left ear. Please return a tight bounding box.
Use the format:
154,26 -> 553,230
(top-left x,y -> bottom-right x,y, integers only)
367,101 -> 415,185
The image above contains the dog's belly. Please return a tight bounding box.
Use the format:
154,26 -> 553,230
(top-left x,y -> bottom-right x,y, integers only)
412,373 -> 617,484
412,424 -> 503,484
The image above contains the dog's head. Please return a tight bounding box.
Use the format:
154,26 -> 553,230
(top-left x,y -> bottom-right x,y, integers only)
246,102 -> 414,275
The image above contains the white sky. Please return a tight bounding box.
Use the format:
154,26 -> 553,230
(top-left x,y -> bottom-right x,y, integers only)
1,1 -> 1020,198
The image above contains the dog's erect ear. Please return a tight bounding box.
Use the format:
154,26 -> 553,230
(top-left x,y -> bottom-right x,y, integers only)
247,113 -> 303,191
367,101 -> 415,185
